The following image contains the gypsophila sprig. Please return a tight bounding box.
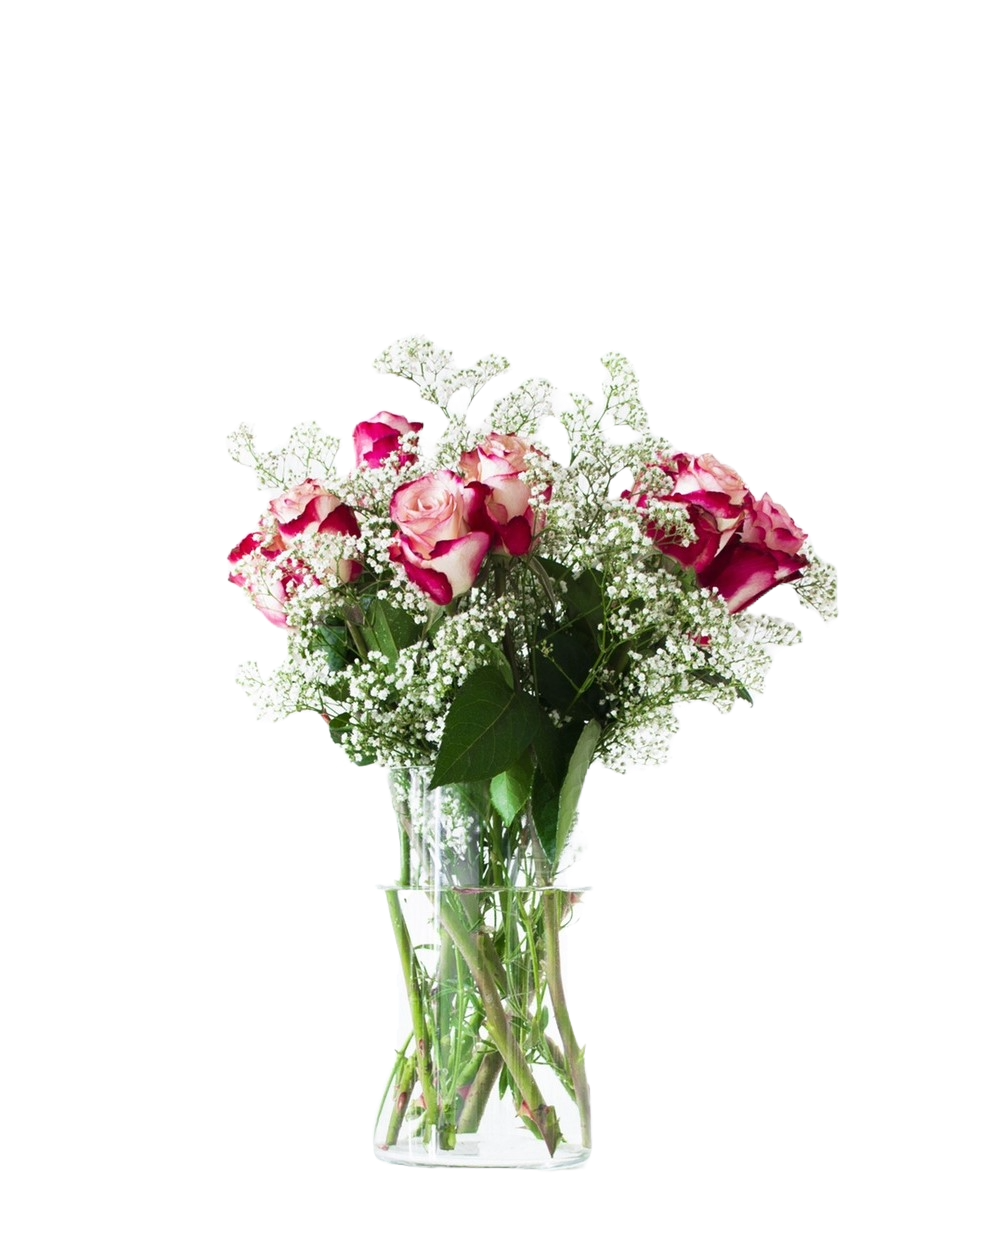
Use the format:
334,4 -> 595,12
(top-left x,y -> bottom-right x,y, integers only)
227,336 -> 838,1166
229,335 -> 837,803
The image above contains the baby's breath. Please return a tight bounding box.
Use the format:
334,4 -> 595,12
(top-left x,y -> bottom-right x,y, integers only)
230,338 -> 837,775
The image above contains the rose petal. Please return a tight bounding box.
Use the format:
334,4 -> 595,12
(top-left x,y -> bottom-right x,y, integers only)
391,471 -> 471,553
675,489 -> 745,523
499,514 -> 535,556
651,503 -> 727,575
390,530 -> 491,604
354,412 -> 423,468
228,533 -> 261,563
393,551 -> 454,605
317,502 -> 361,539
427,532 -> 492,597
276,495 -> 335,539
704,543 -> 804,613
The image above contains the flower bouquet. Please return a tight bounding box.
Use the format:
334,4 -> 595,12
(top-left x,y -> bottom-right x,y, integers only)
228,338 -> 836,1167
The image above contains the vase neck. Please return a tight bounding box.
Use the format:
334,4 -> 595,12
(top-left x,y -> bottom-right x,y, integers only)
389,768 -> 561,889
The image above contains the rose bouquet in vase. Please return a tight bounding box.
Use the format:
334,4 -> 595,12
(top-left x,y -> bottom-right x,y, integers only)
228,338 -> 836,1168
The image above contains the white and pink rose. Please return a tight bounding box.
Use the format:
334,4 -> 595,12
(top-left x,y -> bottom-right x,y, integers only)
628,452 -> 809,613
269,479 -> 361,543
353,411 -> 423,469
625,452 -> 750,576
708,493 -> 808,612
389,470 -> 491,606
460,434 -> 548,557
227,531 -> 310,629
230,481 -> 362,626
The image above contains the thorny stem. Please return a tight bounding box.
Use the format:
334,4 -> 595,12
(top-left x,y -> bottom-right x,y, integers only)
383,1056 -> 416,1148
438,894 -> 561,1157
543,890 -> 591,1148
386,890 -> 440,1130
457,1052 -> 503,1133
383,781 -> 587,1159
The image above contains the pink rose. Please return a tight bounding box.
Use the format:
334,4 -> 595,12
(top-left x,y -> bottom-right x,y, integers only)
228,531 -> 310,628
230,482 -> 362,626
269,479 -> 361,542
705,494 -> 808,613
390,471 -> 491,605
625,453 -> 750,576
353,411 -> 423,469
628,453 -> 809,613
742,494 -> 807,557
460,434 -> 549,557
390,470 -> 472,554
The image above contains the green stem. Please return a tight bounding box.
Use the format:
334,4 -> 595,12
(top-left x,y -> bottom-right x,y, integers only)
383,1055 -> 417,1148
375,1032 -> 413,1134
529,556 -> 558,612
399,824 -> 411,888
439,894 -> 561,1157
435,924 -> 460,1151
458,1052 -> 503,1133
543,1033 -> 570,1087
386,890 -> 439,1129
543,890 -> 591,1149
345,617 -> 369,661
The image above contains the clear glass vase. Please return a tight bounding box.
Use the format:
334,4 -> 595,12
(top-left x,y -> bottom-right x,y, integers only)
373,769 -> 591,1169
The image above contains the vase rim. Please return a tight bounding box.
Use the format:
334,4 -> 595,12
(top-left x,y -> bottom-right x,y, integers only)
377,883 -> 590,893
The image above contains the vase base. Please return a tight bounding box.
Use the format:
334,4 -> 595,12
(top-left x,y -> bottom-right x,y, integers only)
373,1139 -> 590,1170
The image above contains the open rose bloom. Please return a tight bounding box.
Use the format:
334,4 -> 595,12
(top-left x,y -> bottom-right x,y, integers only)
227,530 -> 305,628
227,339 -> 836,1171
385,434 -> 550,604
228,480 -> 362,626
227,337 -> 835,765
460,433 -> 549,556
389,471 -> 491,606
625,452 -> 810,613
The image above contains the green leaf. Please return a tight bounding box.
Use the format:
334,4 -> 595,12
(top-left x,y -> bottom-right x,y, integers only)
534,556 -> 569,579
430,666 -> 540,788
485,646 -> 516,691
490,754 -> 535,826
531,712 -> 583,790
691,668 -> 729,688
556,719 -> 601,861
314,622 -> 350,673
561,568 -> 605,635
529,715 -> 598,864
531,768 -> 560,863
533,627 -> 593,712
657,553 -> 698,586
364,599 -> 419,663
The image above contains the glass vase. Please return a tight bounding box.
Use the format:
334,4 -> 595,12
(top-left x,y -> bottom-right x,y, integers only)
373,769 -> 591,1169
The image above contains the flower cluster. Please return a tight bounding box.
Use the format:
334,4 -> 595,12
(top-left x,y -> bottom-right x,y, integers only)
227,480 -> 362,628
228,338 -> 837,813
623,452 -> 810,614
383,432 -> 550,607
